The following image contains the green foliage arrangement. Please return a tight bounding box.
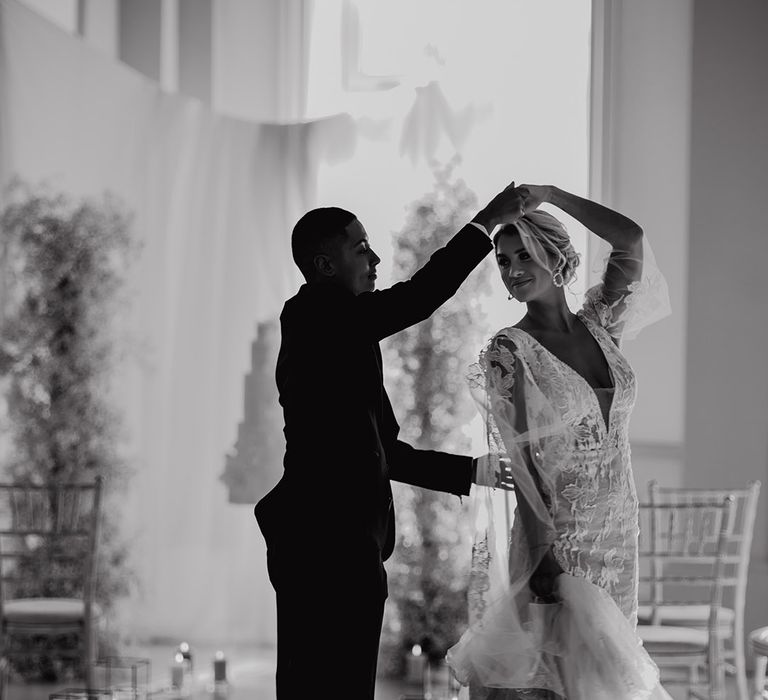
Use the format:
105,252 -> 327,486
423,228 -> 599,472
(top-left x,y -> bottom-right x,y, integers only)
379,158 -> 492,674
0,181 -> 137,679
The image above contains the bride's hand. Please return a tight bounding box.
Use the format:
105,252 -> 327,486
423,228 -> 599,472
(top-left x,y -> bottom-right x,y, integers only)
518,184 -> 552,215
473,455 -> 515,490
529,547 -> 564,601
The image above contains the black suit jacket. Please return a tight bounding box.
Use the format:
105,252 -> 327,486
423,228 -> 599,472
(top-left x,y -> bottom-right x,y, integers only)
255,224 -> 493,596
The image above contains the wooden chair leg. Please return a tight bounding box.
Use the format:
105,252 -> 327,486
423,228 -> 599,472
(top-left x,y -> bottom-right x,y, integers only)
83,625 -> 95,689
728,612 -> 745,700
687,662 -> 700,699
753,654 -> 768,700
709,639 -> 727,700
691,661 -> 701,685
0,657 -> 8,700
733,630 -> 748,700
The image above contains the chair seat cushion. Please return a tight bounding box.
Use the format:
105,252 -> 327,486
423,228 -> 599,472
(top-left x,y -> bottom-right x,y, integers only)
638,624 -> 709,654
2,598 -> 97,625
749,626 -> 768,657
637,604 -> 734,631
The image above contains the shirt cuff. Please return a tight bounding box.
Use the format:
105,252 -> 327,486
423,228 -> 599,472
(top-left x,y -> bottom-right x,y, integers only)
468,220 -> 489,237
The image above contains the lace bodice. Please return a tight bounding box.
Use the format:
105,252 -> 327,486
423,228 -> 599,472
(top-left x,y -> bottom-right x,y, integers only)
498,307 -> 640,623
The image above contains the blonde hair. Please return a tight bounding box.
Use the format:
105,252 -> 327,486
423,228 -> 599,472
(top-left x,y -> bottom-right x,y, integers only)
494,209 -> 580,284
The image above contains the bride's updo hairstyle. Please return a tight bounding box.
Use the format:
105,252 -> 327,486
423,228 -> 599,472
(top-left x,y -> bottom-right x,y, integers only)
494,209 -> 581,285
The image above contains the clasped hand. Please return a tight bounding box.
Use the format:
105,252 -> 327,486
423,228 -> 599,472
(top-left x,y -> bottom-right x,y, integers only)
473,454 -> 515,490
472,455 -> 564,600
476,181 -> 553,230
529,547 -> 564,602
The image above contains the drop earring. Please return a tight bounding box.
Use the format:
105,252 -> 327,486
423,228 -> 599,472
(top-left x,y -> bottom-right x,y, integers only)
552,251 -> 567,288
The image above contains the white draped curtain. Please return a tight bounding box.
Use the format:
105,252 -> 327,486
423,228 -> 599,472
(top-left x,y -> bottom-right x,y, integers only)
0,0 -> 355,643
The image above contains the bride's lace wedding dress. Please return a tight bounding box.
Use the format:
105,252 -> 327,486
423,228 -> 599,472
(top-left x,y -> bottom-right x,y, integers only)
447,241 -> 672,700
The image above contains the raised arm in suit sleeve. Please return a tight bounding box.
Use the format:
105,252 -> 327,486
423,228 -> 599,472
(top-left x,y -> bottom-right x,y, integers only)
353,224 -> 493,342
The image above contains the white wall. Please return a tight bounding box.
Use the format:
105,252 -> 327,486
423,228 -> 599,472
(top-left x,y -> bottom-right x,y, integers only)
213,0 -> 280,120
118,0 -> 163,82
685,0 -> 768,634
81,0 -> 119,58
603,0 -> 768,655
179,0 -> 212,103
595,0 -> 692,489
16,0 -> 76,32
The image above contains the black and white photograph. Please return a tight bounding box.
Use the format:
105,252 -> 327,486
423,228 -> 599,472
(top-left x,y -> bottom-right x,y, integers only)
0,1 -> 766,699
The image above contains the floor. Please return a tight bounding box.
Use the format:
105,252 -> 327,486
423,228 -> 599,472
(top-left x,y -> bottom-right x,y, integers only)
2,642 -> 432,700
1,643 -> 748,700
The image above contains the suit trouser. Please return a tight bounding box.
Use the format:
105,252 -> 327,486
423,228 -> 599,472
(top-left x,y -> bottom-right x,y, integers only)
267,546 -> 386,700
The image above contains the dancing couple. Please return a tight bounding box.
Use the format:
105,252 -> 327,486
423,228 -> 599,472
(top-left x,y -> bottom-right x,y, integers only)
255,179 -> 671,699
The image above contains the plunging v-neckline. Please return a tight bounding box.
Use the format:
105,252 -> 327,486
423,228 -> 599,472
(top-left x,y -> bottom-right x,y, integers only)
510,314 -> 616,434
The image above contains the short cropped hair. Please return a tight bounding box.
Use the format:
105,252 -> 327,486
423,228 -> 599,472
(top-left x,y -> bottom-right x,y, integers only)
494,209 -> 581,285
291,207 -> 357,280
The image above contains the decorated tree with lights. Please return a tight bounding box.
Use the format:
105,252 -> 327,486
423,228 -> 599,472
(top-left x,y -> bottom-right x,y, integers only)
379,157 -> 492,673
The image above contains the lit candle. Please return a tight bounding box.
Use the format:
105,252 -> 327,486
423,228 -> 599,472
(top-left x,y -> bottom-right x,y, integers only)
406,644 -> 425,684
171,652 -> 185,689
213,651 -> 227,683
179,641 -> 193,671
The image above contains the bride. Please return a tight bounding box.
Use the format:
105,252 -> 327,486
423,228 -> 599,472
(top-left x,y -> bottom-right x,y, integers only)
448,184 -> 672,699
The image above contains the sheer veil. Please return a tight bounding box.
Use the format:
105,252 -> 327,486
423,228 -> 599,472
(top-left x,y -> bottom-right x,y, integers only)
447,333 -> 576,694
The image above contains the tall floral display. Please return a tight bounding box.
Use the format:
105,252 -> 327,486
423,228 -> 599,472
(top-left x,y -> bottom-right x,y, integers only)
379,159 -> 492,673
0,182 -> 136,679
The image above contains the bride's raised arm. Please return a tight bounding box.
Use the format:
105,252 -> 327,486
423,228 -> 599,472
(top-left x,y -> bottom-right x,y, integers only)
519,184 -> 670,342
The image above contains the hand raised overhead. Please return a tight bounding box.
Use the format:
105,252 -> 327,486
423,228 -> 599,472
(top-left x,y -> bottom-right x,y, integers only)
517,184 -> 551,216
473,181 -> 527,232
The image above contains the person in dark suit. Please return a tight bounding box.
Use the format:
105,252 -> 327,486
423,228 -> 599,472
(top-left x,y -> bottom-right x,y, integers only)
255,181 -> 525,699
